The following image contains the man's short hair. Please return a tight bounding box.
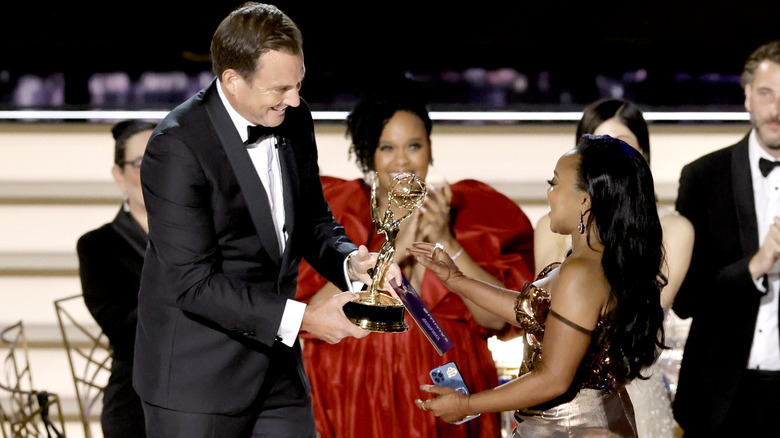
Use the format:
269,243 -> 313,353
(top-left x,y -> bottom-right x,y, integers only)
742,40 -> 780,88
211,2 -> 303,80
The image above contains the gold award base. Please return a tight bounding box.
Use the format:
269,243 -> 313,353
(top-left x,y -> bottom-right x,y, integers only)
342,292 -> 409,333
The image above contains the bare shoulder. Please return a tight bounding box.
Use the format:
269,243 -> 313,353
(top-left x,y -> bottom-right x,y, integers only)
534,222 -> 568,248
534,214 -> 552,240
550,256 -> 609,327
534,214 -> 569,269
660,211 -> 694,239
535,214 -> 550,229
556,257 -> 607,292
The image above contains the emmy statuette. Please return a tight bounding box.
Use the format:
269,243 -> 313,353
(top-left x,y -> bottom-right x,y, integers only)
342,172 -> 426,332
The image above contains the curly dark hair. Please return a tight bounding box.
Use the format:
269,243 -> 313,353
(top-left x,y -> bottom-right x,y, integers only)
346,78 -> 432,174
575,134 -> 665,380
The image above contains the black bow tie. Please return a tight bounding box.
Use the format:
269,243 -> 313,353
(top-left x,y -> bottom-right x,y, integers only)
245,125 -> 276,145
759,157 -> 780,177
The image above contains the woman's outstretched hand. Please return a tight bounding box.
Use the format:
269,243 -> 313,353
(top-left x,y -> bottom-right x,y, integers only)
415,384 -> 472,423
406,242 -> 464,287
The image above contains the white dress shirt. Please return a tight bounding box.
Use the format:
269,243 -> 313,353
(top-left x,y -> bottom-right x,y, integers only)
747,129 -> 780,370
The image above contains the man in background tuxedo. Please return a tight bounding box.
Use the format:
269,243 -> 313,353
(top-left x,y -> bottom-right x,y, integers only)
134,3 -> 389,437
673,40 -> 780,436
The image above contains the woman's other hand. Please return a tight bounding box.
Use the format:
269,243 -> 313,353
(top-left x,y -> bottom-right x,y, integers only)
415,384 -> 472,424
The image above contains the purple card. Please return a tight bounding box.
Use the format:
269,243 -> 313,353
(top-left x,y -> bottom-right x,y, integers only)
390,275 -> 453,355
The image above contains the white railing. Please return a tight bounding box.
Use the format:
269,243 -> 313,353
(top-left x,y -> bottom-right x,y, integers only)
0,110 -> 750,123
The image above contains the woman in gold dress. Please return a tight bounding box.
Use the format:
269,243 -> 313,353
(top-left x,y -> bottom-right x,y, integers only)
534,98 -> 693,437
410,134 -> 666,437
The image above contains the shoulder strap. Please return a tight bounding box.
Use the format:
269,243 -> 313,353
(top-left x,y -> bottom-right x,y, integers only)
549,309 -> 592,335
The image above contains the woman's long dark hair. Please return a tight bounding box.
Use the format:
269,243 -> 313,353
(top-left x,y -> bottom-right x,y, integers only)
577,98 -> 650,163
575,134 -> 665,379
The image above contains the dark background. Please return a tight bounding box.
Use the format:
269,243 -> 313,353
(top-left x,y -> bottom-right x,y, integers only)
2,1 -> 779,111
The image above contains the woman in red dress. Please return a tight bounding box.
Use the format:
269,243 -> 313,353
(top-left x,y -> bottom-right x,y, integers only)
296,79 -> 535,437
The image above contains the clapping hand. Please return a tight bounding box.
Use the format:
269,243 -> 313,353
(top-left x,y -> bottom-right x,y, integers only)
417,181 -> 454,244
750,216 -> 780,280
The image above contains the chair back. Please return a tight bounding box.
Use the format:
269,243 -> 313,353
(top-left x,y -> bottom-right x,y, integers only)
0,321 -> 65,438
54,295 -> 112,438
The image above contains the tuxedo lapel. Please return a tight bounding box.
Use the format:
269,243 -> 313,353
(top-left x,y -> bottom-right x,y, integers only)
110,209 -> 148,258
203,83 -> 282,267
731,135 -> 759,258
277,134 -> 298,249
275,132 -> 300,278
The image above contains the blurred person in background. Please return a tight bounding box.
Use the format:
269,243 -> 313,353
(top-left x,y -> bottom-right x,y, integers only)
77,119 -> 156,438
673,40 -> 780,436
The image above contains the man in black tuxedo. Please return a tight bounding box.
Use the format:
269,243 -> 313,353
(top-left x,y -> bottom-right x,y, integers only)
673,40 -> 780,436
133,4 -> 390,437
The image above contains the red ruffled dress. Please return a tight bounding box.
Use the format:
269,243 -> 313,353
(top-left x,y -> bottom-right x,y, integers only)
297,177 -> 535,438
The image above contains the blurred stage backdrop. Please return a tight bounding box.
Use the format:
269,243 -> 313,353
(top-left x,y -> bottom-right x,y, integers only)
1,0 -> 779,113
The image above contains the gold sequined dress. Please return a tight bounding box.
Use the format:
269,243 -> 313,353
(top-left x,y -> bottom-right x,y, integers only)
511,263 -> 638,438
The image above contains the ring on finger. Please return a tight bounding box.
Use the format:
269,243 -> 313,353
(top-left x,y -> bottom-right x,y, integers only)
432,242 -> 444,256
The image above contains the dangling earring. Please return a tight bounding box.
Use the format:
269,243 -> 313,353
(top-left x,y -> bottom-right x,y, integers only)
123,197 -> 130,213
365,170 -> 377,185
578,212 -> 585,234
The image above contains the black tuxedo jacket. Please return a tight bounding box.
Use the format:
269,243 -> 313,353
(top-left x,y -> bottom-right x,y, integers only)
673,133 -> 766,432
134,80 -> 357,415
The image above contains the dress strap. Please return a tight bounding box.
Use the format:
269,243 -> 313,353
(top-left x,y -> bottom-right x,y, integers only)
536,262 -> 562,280
549,309 -> 592,335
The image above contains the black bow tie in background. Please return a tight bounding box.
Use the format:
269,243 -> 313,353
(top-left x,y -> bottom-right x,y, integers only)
245,125 -> 276,145
759,157 -> 780,177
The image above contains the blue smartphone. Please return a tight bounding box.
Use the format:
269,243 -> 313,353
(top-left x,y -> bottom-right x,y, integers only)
429,361 -> 481,424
